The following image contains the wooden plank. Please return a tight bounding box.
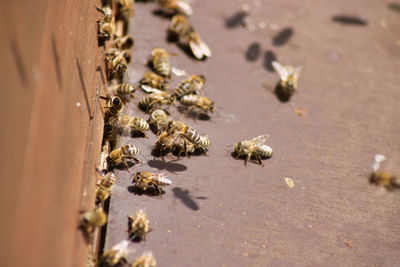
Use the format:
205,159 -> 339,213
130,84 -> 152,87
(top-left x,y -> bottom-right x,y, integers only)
0,1 -> 105,266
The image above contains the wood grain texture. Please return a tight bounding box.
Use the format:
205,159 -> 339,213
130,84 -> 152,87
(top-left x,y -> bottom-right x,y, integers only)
0,1 -> 105,266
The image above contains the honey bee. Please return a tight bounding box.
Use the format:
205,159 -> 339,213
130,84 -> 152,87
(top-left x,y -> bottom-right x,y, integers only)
139,88 -> 176,112
105,48 -> 132,79
108,144 -> 141,169
132,252 -> 157,267
116,0 -> 134,22
169,14 -> 192,38
132,172 -> 172,194
80,206 -> 107,234
173,134 -> 210,157
369,172 -> 400,190
140,71 -> 170,91
179,94 -> 214,113
148,109 -> 172,134
118,115 -> 150,137
112,35 -> 135,50
174,75 -> 205,99
96,6 -> 114,23
233,135 -> 273,166
107,80 -> 136,98
157,0 -> 193,16
99,240 -> 133,267
96,6 -> 115,41
101,96 -> 124,123
96,170 -> 116,204
272,61 -> 301,100
184,31 -> 211,60
149,47 -> 171,78
128,209 -> 150,241
155,129 -> 177,153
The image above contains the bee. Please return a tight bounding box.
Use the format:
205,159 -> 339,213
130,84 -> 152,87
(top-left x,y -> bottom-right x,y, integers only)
174,133 -> 210,157
132,172 -> 172,194
140,71 -> 170,91
96,6 -> 115,41
118,115 -> 150,137
96,6 -> 114,23
184,31 -> 211,60
132,252 -> 157,267
108,144 -> 141,169
99,240 -> 132,267
233,135 -> 273,166
169,14 -> 192,38
369,172 -> 400,190
149,47 -> 171,78
148,109 -> 172,134
179,94 -> 214,113
155,129 -> 177,153
166,121 -> 206,149
128,209 -> 150,241
272,61 -> 301,100
157,0 -> 193,16
96,170 -> 116,204
107,80 -> 135,97
174,75 -> 205,99
112,35 -> 135,50
105,48 -> 132,79
139,88 -> 176,112
101,96 -> 124,123
80,206 -> 107,234
116,0 -> 134,22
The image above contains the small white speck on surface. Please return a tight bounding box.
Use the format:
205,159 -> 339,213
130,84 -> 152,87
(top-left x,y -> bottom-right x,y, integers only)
372,154 -> 386,171
76,102 -> 81,107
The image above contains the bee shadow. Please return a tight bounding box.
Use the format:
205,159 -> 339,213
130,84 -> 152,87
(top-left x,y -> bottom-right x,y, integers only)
152,8 -> 175,19
224,11 -> 248,29
245,42 -> 261,62
263,50 -> 278,72
272,27 -> 294,46
127,185 -> 165,196
147,159 -> 187,173
332,15 -> 368,26
177,105 -> 211,121
172,187 -> 200,211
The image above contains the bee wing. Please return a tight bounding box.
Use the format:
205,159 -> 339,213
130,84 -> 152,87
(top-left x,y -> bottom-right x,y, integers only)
251,134 -> 270,144
189,39 -> 211,60
141,84 -> 164,94
172,66 -> 188,77
111,239 -> 136,258
154,172 -> 172,185
272,61 -> 289,81
293,66 -> 302,83
177,0 -> 193,16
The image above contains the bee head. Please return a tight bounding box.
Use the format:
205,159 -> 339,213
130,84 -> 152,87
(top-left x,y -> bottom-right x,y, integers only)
123,52 -> 132,63
133,172 -> 141,182
209,102 -> 215,112
112,97 -> 121,107
124,37 -> 134,49
234,142 -> 242,153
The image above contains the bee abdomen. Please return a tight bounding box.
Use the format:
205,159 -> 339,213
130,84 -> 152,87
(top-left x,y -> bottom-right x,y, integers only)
139,95 -> 152,110
131,117 -> 150,131
117,84 -> 135,95
199,135 -> 211,147
184,127 -> 201,145
179,94 -> 199,105
174,81 -> 193,99
257,144 -> 273,158
122,144 -> 140,156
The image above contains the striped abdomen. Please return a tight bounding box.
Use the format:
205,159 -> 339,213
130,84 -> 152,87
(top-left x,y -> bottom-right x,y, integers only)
153,54 -> 170,77
256,144 -> 273,158
130,117 -> 150,132
183,127 -> 201,145
121,144 -> 140,157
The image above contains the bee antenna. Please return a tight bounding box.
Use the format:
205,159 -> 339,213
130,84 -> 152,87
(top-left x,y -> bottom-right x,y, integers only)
95,6 -> 105,14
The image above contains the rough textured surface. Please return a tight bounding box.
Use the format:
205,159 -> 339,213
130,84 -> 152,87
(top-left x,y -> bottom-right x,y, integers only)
1,1 -> 105,266
104,0 -> 400,266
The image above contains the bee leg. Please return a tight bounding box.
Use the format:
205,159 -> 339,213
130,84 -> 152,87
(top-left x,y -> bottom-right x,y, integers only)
131,157 -> 142,164
122,159 -> 130,170
245,153 -> 252,166
154,184 -> 162,194
254,153 -> 264,167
